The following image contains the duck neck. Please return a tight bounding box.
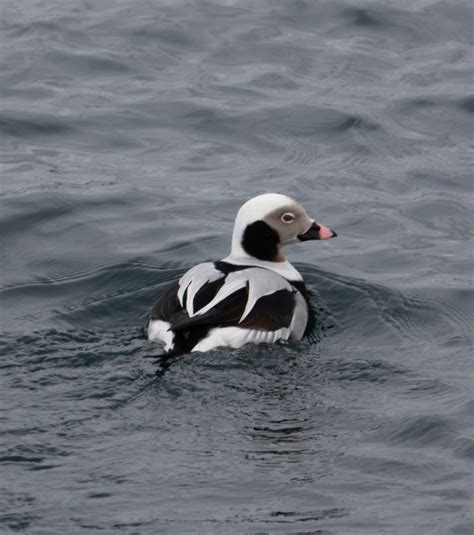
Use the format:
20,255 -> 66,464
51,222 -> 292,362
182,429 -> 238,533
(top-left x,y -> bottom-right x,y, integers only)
222,251 -> 302,282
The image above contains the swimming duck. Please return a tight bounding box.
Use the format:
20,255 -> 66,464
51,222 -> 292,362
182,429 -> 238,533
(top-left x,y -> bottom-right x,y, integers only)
148,193 -> 336,355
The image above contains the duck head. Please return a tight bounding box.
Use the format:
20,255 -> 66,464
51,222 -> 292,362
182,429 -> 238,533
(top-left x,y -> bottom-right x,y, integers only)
230,193 -> 336,262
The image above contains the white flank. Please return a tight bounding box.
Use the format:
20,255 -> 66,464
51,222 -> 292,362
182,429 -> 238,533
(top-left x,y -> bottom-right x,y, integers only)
148,320 -> 175,351
290,291 -> 308,340
191,326 -> 291,353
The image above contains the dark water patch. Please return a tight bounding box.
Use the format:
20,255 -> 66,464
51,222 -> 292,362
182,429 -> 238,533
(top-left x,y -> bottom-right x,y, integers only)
0,113 -> 73,138
177,104 -> 381,159
244,105 -> 379,139
130,23 -> 203,53
451,521 -> 474,535
275,0 -> 473,46
252,71 -> 300,91
0,512 -> 40,533
338,2 -> 473,45
384,100 -> 473,151
372,415 -> 458,449
452,437 -> 474,460
340,454 -> 434,481
457,95 -> 474,113
0,85 -> 56,100
0,196 -> 72,237
301,266 -> 445,346
321,358 -> 408,384
402,198 -> 472,236
270,507 -> 346,521
0,263 -> 170,331
402,377 -> 459,402
0,444 -> 70,471
401,95 -> 474,115
2,328 -> 144,369
49,50 -> 131,75
344,7 -> 383,28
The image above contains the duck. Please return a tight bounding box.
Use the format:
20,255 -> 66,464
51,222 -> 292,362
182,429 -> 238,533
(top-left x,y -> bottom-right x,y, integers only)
148,193 -> 336,355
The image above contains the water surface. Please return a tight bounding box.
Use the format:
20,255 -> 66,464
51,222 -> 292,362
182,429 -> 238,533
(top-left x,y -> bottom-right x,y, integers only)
1,1 -> 473,534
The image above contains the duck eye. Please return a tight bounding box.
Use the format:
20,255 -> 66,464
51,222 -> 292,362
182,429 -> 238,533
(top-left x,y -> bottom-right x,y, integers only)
281,212 -> 295,224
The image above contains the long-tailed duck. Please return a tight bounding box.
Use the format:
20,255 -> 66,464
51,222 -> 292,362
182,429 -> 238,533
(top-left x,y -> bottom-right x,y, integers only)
148,193 -> 336,355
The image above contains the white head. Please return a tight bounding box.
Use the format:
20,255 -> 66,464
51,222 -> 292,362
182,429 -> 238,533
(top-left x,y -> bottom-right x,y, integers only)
230,193 -> 336,262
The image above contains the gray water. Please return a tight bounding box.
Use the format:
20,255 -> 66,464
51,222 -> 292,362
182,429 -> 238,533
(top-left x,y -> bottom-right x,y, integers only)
1,1 -> 473,534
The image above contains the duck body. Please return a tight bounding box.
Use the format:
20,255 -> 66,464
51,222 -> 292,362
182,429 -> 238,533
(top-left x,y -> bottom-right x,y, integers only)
148,193 -> 336,355
149,258 -> 310,355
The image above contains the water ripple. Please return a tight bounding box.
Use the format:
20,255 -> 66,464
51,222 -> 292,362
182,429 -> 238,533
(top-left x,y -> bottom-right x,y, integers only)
1,0 -> 472,533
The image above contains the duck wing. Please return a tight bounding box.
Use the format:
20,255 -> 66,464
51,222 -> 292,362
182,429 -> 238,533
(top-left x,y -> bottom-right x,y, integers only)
151,264 -> 299,333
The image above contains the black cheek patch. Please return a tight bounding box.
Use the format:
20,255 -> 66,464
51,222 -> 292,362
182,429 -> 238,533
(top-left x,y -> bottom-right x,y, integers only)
242,220 -> 280,261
